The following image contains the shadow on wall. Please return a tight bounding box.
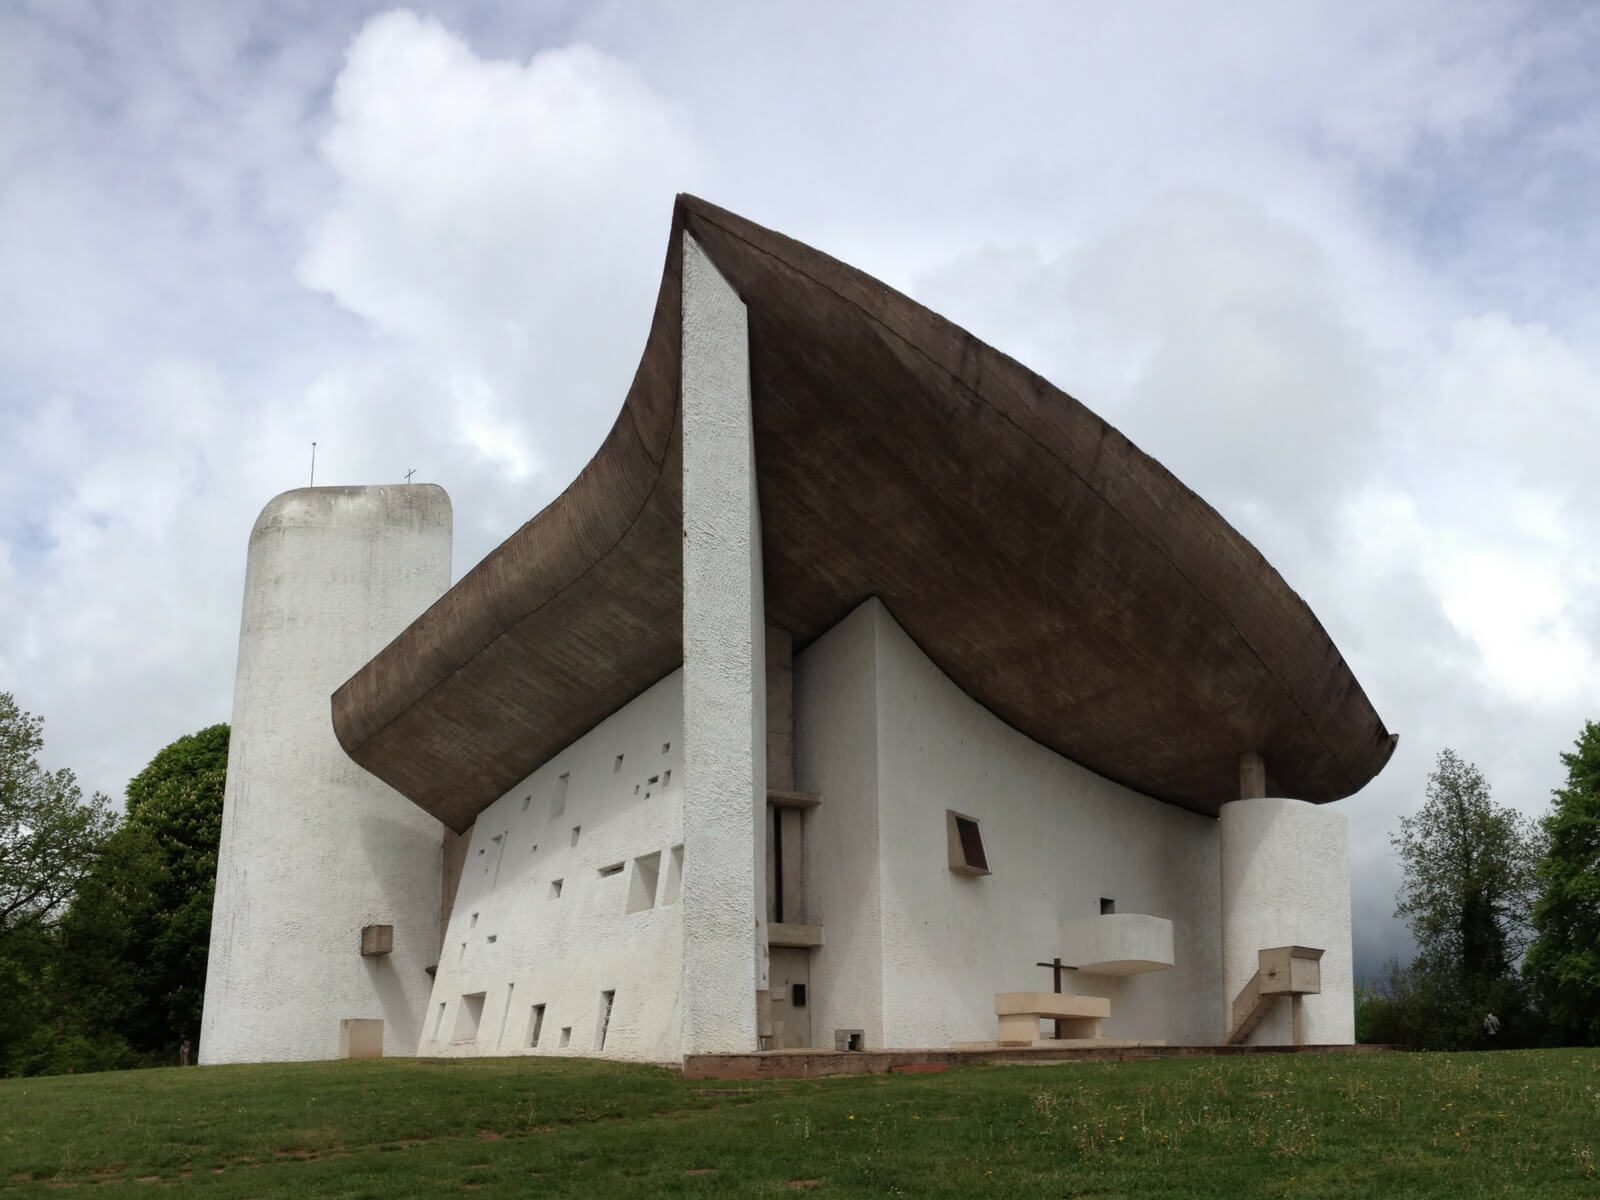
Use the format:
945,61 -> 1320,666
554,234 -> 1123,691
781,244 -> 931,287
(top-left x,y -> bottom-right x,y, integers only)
362,955 -> 419,1052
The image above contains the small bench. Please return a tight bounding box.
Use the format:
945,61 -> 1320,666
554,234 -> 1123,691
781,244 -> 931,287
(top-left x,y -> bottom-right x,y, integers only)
995,991 -> 1111,1044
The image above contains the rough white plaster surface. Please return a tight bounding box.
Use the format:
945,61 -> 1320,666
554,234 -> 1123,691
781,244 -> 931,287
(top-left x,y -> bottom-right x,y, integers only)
1220,797 -> 1355,1045
200,485 -> 451,1064
794,602 -> 886,1047
679,232 -> 765,1055
796,599 -> 1225,1049
421,672 -> 686,1063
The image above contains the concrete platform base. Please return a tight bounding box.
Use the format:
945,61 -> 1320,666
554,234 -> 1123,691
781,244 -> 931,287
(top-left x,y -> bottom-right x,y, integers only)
682,1042 -> 1392,1081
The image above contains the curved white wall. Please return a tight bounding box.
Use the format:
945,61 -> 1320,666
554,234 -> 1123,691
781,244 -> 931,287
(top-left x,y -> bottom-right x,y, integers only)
797,599 -> 1226,1049
1219,797 -> 1354,1045
200,485 -> 452,1063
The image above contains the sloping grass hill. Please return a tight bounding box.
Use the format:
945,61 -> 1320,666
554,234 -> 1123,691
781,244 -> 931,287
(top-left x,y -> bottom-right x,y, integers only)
3,1049 -> 1599,1196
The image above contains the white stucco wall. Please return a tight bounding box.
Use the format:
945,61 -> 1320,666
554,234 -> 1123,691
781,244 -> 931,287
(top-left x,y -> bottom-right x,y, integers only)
200,485 -> 451,1064
1220,797 -> 1355,1045
679,231 -> 766,1055
794,602 -> 886,1047
421,672 -> 686,1063
794,599 -> 1225,1049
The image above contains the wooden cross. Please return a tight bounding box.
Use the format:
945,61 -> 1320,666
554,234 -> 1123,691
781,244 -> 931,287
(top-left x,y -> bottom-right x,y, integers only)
405,468 -> 416,484
1036,956 -> 1074,1039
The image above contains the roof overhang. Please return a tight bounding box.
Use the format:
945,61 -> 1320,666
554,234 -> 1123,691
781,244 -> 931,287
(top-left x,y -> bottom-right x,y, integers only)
331,195 -> 1396,832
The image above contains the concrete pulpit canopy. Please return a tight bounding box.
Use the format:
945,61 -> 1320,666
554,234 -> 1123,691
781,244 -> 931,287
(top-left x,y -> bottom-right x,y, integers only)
330,194 -> 1396,834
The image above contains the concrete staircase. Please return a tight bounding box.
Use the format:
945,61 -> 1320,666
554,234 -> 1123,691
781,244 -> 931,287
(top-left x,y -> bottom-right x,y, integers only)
1226,946 -> 1324,1046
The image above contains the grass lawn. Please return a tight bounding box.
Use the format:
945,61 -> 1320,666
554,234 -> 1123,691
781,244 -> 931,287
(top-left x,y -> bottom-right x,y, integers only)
2,1049 -> 1598,1196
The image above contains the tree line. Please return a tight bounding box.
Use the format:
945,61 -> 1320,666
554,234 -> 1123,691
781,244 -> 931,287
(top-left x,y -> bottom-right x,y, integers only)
1359,724 -> 1600,1049
0,692 -> 226,1076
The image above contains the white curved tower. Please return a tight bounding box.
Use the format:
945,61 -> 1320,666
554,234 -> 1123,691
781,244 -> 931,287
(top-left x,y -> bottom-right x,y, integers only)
1219,796 -> 1355,1045
200,485 -> 452,1063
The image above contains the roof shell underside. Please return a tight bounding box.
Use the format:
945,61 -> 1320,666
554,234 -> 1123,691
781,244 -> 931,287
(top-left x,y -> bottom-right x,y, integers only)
332,196 -> 1395,832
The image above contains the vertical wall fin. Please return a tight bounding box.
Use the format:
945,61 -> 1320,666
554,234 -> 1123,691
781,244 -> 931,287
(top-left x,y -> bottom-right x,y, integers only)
680,233 -> 766,1055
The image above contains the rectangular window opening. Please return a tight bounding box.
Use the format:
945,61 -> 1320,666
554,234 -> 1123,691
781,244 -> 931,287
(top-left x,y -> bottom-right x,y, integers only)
527,1003 -> 546,1048
598,862 -> 624,878
550,772 -> 569,820
495,982 -> 514,1049
570,825 -> 581,847
432,1002 -> 447,1041
549,878 -> 563,899
595,990 -> 615,1052
661,741 -> 671,754
662,844 -> 684,906
626,851 -> 662,914
559,1026 -> 572,1048
521,795 -> 531,812
1100,897 -> 1116,915
613,754 -> 624,772
452,992 -> 486,1044
946,810 -> 991,877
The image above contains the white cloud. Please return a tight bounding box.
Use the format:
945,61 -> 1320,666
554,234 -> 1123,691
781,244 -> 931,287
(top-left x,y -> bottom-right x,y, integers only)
299,10 -> 705,508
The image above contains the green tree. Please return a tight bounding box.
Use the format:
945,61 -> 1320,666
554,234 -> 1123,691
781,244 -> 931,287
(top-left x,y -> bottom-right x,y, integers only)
0,693 -> 116,941
1524,720 -> 1600,1045
0,693 -> 117,1074
58,724 -> 229,1059
1391,748 -> 1541,1047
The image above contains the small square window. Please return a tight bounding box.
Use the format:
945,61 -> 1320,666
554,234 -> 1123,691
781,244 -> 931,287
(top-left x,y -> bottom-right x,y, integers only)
946,810 -> 990,877
1100,897 -> 1116,915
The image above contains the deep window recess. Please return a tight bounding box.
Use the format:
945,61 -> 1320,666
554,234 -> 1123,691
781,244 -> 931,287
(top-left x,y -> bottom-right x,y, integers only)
595,990 -> 615,1051
527,1004 -> 545,1048
598,862 -> 624,878
550,772 -> 569,820
663,845 -> 684,906
946,810 -> 991,876
452,992 -> 486,1043
627,851 -> 662,914
1100,897 -> 1116,915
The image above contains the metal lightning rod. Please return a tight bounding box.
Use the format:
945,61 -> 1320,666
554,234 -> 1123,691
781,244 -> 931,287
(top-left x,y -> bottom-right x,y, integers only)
309,441 -> 317,487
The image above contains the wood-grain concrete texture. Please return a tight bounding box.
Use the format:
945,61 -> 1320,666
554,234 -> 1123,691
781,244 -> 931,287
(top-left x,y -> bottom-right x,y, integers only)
331,195 -> 1395,833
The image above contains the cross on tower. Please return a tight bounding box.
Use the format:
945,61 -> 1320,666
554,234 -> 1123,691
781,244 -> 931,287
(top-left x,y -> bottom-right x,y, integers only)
404,468 -> 416,484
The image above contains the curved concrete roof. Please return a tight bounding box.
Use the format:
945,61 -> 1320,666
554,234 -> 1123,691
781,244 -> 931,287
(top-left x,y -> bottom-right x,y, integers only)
332,195 -> 1395,833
